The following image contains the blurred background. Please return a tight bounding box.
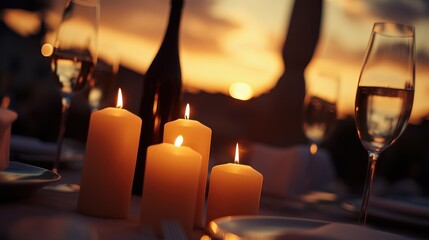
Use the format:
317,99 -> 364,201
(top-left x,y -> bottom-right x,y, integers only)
1,0 -> 429,194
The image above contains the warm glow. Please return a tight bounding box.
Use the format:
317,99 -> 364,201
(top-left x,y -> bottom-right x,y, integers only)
1,96 -> 10,108
116,88 -> 123,109
224,233 -> 241,240
175,135 -> 184,147
3,9 -> 40,37
185,103 -> 190,120
229,82 -> 254,101
208,221 -> 219,237
41,43 -> 53,57
200,235 -> 211,240
234,143 -> 239,164
88,87 -> 102,109
310,143 -> 318,155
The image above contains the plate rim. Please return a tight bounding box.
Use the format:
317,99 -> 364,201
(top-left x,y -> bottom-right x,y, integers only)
208,215 -> 330,239
0,161 -> 61,186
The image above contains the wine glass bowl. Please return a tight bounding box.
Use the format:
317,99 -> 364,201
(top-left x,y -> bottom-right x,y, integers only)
354,22 -> 415,224
52,49 -> 95,104
303,72 -> 339,147
52,0 -> 99,103
302,72 -> 338,191
303,95 -> 337,146
355,86 -> 414,153
88,50 -> 119,111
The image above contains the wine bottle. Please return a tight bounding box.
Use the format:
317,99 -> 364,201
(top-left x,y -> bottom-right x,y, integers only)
132,0 -> 184,195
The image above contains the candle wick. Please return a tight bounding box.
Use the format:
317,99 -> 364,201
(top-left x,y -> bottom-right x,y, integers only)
234,160 -> 239,164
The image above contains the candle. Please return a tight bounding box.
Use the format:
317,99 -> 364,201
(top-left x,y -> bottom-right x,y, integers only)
77,89 -> 142,218
0,108 -> 17,170
205,143 -> 263,227
140,135 -> 202,237
163,103 -> 212,227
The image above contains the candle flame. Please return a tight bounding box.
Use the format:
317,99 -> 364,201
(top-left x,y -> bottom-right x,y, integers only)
234,143 -> 239,164
175,135 -> 184,147
185,103 -> 190,120
116,88 -> 123,109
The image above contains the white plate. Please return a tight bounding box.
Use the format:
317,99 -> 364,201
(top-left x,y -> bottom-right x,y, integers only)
207,215 -> 412,240
343,197 -> 429,227
208,216 -> 329,239
0,161 -> 60,200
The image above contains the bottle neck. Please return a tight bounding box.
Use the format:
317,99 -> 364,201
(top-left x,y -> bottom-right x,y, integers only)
162,0 -> 183,47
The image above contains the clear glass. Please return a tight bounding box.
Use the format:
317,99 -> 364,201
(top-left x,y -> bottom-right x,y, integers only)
89,49 -> 119,111
302,72 -> 338,189
51,0 -> 99,175
354,22 -> 415,224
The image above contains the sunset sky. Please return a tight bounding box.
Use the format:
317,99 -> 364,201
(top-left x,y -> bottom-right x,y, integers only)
4,0 -> 429,122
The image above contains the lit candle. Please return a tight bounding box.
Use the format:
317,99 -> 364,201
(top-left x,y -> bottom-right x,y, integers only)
140,135 -> 202,237
205,143 -> 263,227
0,108 -> 17,170
163,103 -> 212,227
77,89 -> 142,218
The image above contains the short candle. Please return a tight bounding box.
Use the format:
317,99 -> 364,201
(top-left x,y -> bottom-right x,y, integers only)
140,135 -> 202,237
205,143 -> 263,227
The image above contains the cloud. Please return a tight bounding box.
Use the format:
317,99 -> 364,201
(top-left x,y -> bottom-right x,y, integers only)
99,0 -> 239,54
369,0 -> 429,23
336,0 -> 429,23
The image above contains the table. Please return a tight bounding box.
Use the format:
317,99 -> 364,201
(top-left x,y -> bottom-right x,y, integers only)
0,162 -> 427,240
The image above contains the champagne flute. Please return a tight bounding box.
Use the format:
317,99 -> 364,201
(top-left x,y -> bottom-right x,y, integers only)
302,73 -> 338,190
354,22 -> 415,224
51,0 -> 99,175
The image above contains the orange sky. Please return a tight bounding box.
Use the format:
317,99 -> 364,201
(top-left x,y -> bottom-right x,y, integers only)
4,0 -> 429,122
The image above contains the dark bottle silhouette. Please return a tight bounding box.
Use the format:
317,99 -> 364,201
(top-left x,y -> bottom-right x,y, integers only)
132,0 -> 184,195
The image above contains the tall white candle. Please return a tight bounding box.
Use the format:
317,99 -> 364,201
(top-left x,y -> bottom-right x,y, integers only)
163,103 -> 212,227
78,89 -> 142,218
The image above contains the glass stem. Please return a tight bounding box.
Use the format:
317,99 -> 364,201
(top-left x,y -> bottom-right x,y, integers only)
358,151 -> 379,225
52,97 -> 71,174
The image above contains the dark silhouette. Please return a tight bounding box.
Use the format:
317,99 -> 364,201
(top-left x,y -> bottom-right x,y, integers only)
133,0 -> 184,195
183,0 -> 323,156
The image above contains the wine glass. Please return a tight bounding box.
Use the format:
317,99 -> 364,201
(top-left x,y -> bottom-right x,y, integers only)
89,49 -> 119,111
354,22 -> 415,224
51,0 -> 99,175
302,72 -> 338,190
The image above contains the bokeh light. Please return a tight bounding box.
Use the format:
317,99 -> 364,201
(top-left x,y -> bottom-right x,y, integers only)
229,82 -> 254,101
41,43 -> 53,57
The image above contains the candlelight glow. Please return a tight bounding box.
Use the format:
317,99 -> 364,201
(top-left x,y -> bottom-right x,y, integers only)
175,135 -> 184,147
116,88 -> 123,109
185,103 -> 190,120
200,235 -> 211,240
310,143 -> 318,155
234,143 -> 239,164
